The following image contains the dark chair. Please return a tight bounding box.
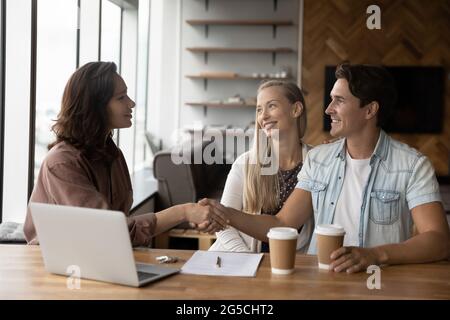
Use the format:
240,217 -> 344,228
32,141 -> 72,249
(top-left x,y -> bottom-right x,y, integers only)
153,140 -> 230,211
152,140 -> 231,248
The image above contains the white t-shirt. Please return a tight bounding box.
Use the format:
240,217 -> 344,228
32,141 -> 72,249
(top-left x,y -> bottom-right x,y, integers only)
333,152 -> 371,247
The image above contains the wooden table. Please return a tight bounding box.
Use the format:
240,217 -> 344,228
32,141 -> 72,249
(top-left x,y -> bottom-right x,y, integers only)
1,245 -> 449,300
155,229 -> 217,250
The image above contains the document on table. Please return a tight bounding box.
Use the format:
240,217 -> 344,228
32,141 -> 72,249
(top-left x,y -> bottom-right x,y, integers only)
181,250 -> 264,277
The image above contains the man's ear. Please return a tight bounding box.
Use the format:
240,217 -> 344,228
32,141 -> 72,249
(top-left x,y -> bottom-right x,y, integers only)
292,101 -> 303,118
366,101 -> 379,120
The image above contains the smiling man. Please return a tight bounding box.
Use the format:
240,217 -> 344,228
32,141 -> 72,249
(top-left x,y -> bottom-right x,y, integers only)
203,63 -> 450,273
299,63 -> 449,272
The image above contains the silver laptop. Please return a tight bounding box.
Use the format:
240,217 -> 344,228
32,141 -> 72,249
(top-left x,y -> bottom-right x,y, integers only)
29,202 -> 180,287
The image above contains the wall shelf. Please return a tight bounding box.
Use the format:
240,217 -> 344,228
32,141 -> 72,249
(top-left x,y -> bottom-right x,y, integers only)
186,20 -> 293,38
186,102 -> 255,108
186,47 -> 294,53
186,19 -> 293,26
186,102 -> 256,117
183,0 -> 297,120
186,74 -> 291,80
201,0 -> 281,12
186,47 -> 294,65
186,74 -> 292,90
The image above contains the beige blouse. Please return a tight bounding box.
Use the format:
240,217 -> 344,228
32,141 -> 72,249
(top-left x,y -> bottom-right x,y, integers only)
23,139 -> 156,247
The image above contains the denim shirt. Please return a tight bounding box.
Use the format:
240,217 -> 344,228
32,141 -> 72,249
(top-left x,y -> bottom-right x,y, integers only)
296,130 -> 442,255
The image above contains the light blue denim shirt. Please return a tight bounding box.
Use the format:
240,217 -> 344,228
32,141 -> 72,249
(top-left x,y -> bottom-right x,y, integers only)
296,130 -> 442,255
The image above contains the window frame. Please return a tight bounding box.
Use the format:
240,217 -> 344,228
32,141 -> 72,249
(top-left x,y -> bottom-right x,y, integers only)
0,0 -> 6,223
27,0 -> 37,200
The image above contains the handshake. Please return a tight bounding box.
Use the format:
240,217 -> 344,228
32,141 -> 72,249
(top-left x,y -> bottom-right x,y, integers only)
183,198 -> 231,234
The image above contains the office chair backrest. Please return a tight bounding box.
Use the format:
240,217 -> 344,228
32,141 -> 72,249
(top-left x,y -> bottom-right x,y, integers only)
153,150 -> 198,210
153,140 -> 230,212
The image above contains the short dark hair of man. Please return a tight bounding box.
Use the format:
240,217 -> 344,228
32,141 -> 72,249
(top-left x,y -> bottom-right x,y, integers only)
335,63 -> 398,128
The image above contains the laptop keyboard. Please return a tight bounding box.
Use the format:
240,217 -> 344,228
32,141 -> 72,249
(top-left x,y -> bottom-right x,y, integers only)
137,271 -> 158,282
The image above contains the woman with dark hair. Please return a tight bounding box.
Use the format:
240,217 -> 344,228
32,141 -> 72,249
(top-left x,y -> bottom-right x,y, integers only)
24,61 -> 226,246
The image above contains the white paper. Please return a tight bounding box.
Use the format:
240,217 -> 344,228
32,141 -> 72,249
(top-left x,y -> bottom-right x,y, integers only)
181,250 -> 264,277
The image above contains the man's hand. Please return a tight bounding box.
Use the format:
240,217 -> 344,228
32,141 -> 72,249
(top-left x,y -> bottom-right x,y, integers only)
184,202 -> 229,234
186,199 -> 229,234
329,246 -> 381,273
190,198 -> 231,234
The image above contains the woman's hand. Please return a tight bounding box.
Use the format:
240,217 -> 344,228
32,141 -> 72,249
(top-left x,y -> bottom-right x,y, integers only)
195,198 -> 233,234
329,246 -> 381,273
183,202 -> 229,234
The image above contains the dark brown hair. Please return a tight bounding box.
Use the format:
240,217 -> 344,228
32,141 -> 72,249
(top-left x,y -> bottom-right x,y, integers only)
49,61 -> 119,162
335,62 -> 398,127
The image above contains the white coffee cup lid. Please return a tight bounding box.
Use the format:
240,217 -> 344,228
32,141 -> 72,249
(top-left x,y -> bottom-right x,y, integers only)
267,227 -> 298,240
314,224 -> 345,236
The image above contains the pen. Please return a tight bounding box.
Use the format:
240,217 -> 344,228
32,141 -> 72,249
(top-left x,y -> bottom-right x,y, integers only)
215,256 -> 221,268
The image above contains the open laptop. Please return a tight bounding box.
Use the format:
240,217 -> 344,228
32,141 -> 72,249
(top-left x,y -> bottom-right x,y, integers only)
29,202 -> 180,287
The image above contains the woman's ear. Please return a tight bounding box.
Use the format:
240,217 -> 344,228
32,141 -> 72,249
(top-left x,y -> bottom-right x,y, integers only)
292,101 -> 303,118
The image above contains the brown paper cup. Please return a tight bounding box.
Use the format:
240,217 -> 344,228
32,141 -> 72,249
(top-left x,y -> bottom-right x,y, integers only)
267,227 -> 298,275
315,224 -> 345,270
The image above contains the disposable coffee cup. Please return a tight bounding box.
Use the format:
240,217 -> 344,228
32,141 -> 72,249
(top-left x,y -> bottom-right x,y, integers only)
315,224 -> 345,270
267,227 -> 298,275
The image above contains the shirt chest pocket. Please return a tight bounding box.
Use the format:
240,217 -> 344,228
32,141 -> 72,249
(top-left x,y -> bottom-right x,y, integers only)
309,180 -> 328,212
369,190 -> 401,225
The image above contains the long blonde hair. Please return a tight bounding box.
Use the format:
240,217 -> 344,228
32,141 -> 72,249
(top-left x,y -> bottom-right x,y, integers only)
243,80 -> 307,214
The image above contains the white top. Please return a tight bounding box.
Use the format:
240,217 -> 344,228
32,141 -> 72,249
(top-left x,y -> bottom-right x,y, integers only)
209,143 -> 314,253
333,152 -> 371,247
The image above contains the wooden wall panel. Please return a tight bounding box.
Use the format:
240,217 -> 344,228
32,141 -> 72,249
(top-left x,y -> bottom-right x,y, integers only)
301,0 -> 450,175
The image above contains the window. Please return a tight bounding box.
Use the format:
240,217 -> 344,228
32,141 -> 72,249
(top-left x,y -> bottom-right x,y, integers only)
115,1 -> 136,173
134,0 -> 151,171
34,0 -> 77,183
100,0 -> 121,144
3,0 -> 33,223
1,0 -> 153,223
78,0 -> 101,65
100,0 -> 121,68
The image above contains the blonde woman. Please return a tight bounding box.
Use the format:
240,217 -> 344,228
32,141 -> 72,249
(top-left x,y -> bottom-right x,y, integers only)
208,81 -> 314,253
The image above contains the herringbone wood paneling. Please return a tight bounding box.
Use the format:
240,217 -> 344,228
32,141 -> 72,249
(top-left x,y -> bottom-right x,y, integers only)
302,0 -> 450,175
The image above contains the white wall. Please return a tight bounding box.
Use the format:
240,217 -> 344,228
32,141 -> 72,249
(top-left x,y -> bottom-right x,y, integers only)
180,0 -> 299,130
147,0 -> 299,149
